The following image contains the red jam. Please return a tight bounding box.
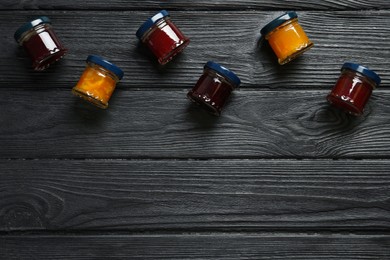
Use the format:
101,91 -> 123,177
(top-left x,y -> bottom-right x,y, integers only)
136,10 -> 190,65
327,63 -> 381,116
14,16 -> 67,71
187,61 -> 241,116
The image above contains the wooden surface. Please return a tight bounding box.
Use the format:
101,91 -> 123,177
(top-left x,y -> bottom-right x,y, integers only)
1,159 -> 390,231
3,234 -> 390,259
1,0 -> 390,259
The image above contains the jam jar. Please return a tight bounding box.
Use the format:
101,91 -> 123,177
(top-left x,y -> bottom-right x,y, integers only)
136,10 -> 190,65
260,12 -> 313,65
187,61 -> 241,116
327,62 -> 381,116
72,55 -> 124,109
14,16 -> 67,70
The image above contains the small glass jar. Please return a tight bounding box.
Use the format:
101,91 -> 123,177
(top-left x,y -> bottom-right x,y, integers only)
260,12 -> 313,65
187,61 -> 241,116
72,55 -> 124,109
14,16 -> 67,70
327,62 -> 381,116
136,10 -> 190,65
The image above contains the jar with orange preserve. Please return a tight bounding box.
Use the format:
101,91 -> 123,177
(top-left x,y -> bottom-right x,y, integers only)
72,55 -> 124,109
14,16 -> 67,70
260,12 -> 313,65
327,63 -> 381,116
136,10 -> 190,65
187,61 -> 241,116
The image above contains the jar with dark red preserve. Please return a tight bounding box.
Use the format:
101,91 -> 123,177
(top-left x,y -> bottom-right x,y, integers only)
14,16 -> 67,70
327,62 -> 381,116
187,61 -> 241,116
136,10 -> 190,65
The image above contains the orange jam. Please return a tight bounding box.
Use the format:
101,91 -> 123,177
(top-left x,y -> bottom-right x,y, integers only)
72,55 -> 124,109
261,12 -> 313,65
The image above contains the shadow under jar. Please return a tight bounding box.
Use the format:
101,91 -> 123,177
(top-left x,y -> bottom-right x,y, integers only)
136,10 -> 190,65
187,61 -> 241,116
260,12 -> 313,65
327,62 -> 381,116
72,55 -> 124,109
14,16 -> 67,70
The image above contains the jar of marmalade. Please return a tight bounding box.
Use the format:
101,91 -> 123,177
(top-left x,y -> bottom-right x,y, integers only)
136,10 -> 190,65
14,16 -> 67,70
72,55 -> 124,109
327,62 -> 381,116
187,61 -> 241,116
260,12 -> 313,65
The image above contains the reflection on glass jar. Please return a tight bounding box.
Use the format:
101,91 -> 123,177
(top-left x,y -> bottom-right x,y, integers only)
136,10 -> 190,65
14,16 -> 67,70
187,61 -> 241,116
327,62 -> 381,116
261,12 -> 313,65
72,55 -> 124,109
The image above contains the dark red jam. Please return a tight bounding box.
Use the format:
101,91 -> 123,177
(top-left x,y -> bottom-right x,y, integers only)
23,28 -> 67,70
187,61 -> 241,116
327,63 -> 381,116
136,10 -> 189,65
14,16 -> 67,71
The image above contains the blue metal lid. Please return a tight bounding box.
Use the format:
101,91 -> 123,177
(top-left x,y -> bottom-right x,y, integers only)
342,62 -> 381,86
86,55 -> 124,80
136,10 -> 170,39
260,11 -> 298,37
14,16 -> 51,42
205,61 -> 241,87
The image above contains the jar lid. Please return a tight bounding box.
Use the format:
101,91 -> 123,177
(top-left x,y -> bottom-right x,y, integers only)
260,11 -> 298,37
136,10 -> 170,39
342,62 -> 381,86
205,61 -> 241,87
86,55 -> 124,80
14,16 -> 51,42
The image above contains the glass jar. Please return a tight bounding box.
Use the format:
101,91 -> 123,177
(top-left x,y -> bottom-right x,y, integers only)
187,61 -> 241,116
136,10 -> 190,65
260,12 -> 313,65
327,62 -> 381,116
72,55 -> 124,109
14,16 -> 67,70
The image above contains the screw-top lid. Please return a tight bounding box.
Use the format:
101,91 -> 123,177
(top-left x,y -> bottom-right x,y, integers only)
86,55 -> 124,80
342,62 -> 381,86
14,16 -> 52,42
136,10 -> 170,39
260,11 -> 298,37
204,61 -> 241,87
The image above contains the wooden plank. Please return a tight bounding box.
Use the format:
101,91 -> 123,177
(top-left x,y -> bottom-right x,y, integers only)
1,159 -> 390,231
1,89 -> 390,159
2,233 -> 390,259
2,11 -> 389,89
2,0 -> 390,10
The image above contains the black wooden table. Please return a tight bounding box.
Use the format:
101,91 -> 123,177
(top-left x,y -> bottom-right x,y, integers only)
1,1 -> 390,259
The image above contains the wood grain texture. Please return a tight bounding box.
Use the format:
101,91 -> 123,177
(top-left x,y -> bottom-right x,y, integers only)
1,89 -> 390,159
1,1 -> 390,257
2,233 -> 390,259
1,11 -> 389,89
1,0 -> 390,10
1,159 -> 389,231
